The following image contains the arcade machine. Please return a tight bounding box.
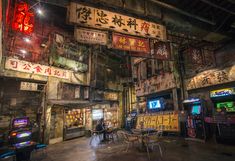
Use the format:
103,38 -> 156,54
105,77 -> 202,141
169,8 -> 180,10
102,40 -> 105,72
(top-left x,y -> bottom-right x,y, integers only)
209,88 -> 235,143
8,117 -> 35,161
183,98 -> 208,142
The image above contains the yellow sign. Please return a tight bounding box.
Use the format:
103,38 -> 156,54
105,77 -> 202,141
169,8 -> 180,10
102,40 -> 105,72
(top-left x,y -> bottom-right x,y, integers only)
136,113 -> 179,132
210,88 -> 235,98
68,3 -> 166,40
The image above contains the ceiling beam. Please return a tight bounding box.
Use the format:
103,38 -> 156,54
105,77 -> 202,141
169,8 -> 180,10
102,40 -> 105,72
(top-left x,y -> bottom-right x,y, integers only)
200,0 -> 235,15
149,0 -> 216,25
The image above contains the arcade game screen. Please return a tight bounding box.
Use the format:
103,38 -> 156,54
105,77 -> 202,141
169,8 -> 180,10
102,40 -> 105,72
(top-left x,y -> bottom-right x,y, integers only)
216,101 -> 235,112
148,99 -> 161,110
12,118 -> 29,129
191,105 -> 201,115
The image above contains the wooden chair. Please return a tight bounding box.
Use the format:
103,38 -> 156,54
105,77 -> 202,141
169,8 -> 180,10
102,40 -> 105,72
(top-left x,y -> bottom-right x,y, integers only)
143,131 -> 163,160
120,131 -> 139,152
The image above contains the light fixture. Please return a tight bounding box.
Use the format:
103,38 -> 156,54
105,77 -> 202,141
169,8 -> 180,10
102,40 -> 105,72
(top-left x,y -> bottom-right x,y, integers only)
20,49 -> 27,54
23,37 -> 31,43
37,8 -> 43,15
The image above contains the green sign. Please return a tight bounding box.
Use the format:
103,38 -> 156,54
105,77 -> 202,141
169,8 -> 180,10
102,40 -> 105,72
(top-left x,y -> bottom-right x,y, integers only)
216,101 -> 235,112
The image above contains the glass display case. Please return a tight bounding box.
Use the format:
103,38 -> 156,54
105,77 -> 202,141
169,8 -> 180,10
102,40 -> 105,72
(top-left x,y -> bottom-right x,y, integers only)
64,109 -> 86,140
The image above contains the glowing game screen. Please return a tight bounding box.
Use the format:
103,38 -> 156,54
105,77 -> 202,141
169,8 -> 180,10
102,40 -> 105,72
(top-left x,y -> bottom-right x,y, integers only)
13,118 -> 29,129
191,105 -> 201,115
148,100 -> 161,109
216,102 -> 235,112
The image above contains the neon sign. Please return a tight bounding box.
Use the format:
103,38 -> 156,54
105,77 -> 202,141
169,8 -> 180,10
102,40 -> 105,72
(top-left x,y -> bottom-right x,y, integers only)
210,88 -> 235,98
12,2 -> 34,34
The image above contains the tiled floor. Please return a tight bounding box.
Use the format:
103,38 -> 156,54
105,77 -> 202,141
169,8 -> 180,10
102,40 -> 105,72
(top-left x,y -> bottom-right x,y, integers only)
36,136 -> 235,161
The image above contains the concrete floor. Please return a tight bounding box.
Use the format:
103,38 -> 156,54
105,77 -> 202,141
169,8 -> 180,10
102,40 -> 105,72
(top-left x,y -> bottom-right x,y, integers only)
35,136 -> 235,161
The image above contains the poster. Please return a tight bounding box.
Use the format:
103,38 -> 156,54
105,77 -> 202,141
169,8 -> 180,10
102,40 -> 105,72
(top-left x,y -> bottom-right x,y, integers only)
112,33 -> 150,53
68,2 -> 166,40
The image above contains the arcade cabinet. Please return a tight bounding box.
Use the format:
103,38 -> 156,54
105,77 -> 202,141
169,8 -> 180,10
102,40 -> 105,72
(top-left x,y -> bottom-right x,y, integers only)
183,98 -> 208,142
8,117 -> 35,161
210,88 -> 235,143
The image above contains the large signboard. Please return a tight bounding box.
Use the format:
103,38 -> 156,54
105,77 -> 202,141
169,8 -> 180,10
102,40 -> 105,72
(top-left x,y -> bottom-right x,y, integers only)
135,72 -> 178,96
136,113 -> 179,132
186,65 -> 235,90
74,27 -> 108,45
68,2 -> 166,40
5,57 -> 71,79
112,33 -> 150,53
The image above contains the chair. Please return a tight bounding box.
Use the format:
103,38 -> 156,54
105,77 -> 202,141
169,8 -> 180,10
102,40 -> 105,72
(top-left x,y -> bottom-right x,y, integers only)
120,131 -> 139,152
89,130 -> 104,145
30,143 -> 47,161
143,131 -> 163,160
0,150 -> 16,161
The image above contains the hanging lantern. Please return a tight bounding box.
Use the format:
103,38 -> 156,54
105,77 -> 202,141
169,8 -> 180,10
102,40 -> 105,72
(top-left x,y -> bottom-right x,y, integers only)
12,1 -> 35,34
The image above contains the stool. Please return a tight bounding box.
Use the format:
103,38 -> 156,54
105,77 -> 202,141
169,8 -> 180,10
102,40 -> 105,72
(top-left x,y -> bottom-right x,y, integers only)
0,150 -> 16,161
30,144 -> 47,161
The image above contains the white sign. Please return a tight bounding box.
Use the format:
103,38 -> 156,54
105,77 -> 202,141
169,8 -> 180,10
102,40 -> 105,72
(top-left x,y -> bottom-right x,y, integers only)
75,28 -> 108,45
92,109 -> 103,120
5,57 -> 71,79
20,82 -> 38,91
68,3 -> 166,40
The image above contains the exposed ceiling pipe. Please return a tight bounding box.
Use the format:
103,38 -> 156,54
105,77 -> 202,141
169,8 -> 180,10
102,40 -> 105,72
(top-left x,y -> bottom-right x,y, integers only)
149,0 -> 216,25
200,0 -> 235,15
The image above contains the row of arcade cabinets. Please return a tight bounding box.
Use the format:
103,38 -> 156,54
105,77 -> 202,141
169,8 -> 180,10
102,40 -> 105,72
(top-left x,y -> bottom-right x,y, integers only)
183,87 -> 235,143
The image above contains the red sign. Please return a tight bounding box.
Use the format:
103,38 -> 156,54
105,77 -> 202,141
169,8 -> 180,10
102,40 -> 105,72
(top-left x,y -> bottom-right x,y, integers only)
112,33 -> 150,53
154,42 -> 171,60
12,2 -> 34,34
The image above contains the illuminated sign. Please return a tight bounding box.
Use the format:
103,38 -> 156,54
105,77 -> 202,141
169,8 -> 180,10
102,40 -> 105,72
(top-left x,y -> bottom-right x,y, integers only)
68,3 -> 166,40
112,33 -> 150,53
12,2 -> 34,34
17,132 -> 31,138
210,88 -> 235,98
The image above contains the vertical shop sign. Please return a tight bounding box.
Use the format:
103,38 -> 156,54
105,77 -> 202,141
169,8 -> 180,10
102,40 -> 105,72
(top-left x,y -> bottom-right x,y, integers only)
12,2 -> 34,34
154,42 -> 171,60
112,33 -> 150,53
68,2 -> 166,40
74,28 -> 108,45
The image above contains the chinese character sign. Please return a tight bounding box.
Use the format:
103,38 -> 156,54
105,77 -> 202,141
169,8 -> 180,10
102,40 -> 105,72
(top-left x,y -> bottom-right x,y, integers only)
68,3 -> 166,40
12,2 -> 34,34
112,33 -> 150,53
154,42 -> 171,60
74,28 -> 108,45
5,58 -> 71,79
186,65 -> 235,90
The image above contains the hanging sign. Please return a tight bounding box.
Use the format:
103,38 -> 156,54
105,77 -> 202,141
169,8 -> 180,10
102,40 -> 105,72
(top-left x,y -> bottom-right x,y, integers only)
112,33 -> 150,53
68,3 -> 166,40
5,57 -> 71,79
186,65 -> 235,90
135,72 -> 178,96
154,42 -> 171,60
104,92 -> 119,101
74,28 -> 108,45
12,2 -> 34,34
